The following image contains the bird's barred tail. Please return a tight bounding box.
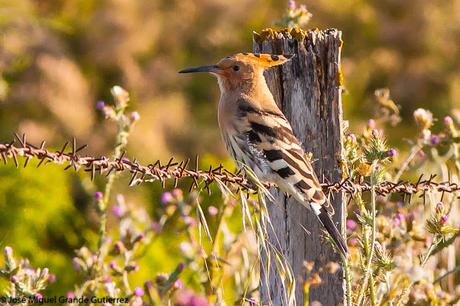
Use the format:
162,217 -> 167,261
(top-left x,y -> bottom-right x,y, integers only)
317,206 -> 348,256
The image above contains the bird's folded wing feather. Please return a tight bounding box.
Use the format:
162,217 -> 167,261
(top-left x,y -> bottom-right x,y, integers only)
232,98 -> 334,215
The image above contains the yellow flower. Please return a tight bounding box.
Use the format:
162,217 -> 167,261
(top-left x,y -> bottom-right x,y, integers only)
413,108 -> 433,130
358,163 -> 372,176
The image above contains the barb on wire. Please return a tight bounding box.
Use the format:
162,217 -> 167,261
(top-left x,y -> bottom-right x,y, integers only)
2,135 -> 460,197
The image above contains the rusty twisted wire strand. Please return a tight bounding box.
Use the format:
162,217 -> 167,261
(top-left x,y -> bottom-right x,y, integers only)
0,134 -> 254,191
1,134 -> 460,197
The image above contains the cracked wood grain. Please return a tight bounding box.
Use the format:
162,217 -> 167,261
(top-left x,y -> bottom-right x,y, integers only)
255,28 -> 345,306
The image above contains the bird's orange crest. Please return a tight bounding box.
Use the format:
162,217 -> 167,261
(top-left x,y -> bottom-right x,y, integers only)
233,53 -> 294,68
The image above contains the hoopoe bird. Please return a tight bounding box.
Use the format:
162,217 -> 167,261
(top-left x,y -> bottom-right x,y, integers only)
180,52 -> 348,256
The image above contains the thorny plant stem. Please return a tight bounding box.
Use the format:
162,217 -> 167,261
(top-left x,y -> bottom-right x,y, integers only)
393,144 -> 422,183
369,273 -> 376,306
341,252 -> 352,306
98,128 -> 125,251
95,94 -> 131,284
122,251 -> 132,294
356,165 -> 377,306
421,239 -> 437,266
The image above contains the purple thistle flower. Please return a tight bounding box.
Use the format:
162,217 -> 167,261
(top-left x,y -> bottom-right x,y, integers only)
189,296 -> 209,306
48,273 -> 56,283
444,116 -> 454,127
172,188 -> 183,200
387,148 -> 397,157
371,129 -> 383,137
72,257 -> 81,271
208,206 -> 218,216
114,241 -> 125,253
133,233 -> 144,244
299,4 -> 307,11
25,268 -> 34,276
130,111 -> 141,122
396,213 -> 405,222
95,191 -> 103,201
431,135 -> 440,145
156,274 -> 168,283
4,246 -> 12,257
288,0 -> 296,9
177,262 -> 185,272
436,201 -> 444,213
174,280 -> 184,289
151,222 -> 161,233
10,275 -> 19,283
103,283 -> 113,293
96,101 -> 105,110
228,198 -> 237,207
134,286 -> 144,297
440,215 -> 448,224
348,238 -> 358,247
109,260 -> 117,270
348,133 -> 357,143
116,194 -> 125,203
175,289 -> 209,306
144,280 -> 154,287
346,219 -> 357,231
35,293 -> 43,301
66,292 -> 75,299
183,216 -> 196,227
112,205 -> 124,218
367,119 -> 376,129
417,150 -> 426,159
103,276 -> 112,283
160,192 -> 173,204
396,201 -> 404,207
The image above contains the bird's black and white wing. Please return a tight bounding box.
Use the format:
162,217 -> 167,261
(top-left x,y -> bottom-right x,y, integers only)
222,97 -> 348,255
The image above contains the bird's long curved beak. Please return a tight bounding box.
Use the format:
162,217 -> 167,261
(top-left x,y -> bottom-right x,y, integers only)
179,65 -> 219,74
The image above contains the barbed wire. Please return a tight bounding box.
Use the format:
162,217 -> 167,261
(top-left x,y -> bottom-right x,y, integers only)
1,134 -> 460,198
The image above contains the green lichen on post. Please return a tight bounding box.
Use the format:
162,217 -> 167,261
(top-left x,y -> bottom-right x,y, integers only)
253,27 -> 307,44
253,27 -> 340,44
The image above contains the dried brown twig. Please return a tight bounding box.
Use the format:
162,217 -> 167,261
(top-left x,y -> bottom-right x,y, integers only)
2,135 -> 460,198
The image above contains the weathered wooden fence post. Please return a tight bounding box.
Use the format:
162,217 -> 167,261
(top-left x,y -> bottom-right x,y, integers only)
254,29 -> 345,305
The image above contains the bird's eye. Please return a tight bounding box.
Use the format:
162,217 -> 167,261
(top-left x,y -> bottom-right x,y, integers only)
233,65 -> 240,71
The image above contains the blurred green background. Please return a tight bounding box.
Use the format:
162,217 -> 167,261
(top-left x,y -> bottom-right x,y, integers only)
1,0 -> 460,297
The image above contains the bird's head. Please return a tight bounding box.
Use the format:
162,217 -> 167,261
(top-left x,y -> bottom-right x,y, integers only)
179,53 -> 293,92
